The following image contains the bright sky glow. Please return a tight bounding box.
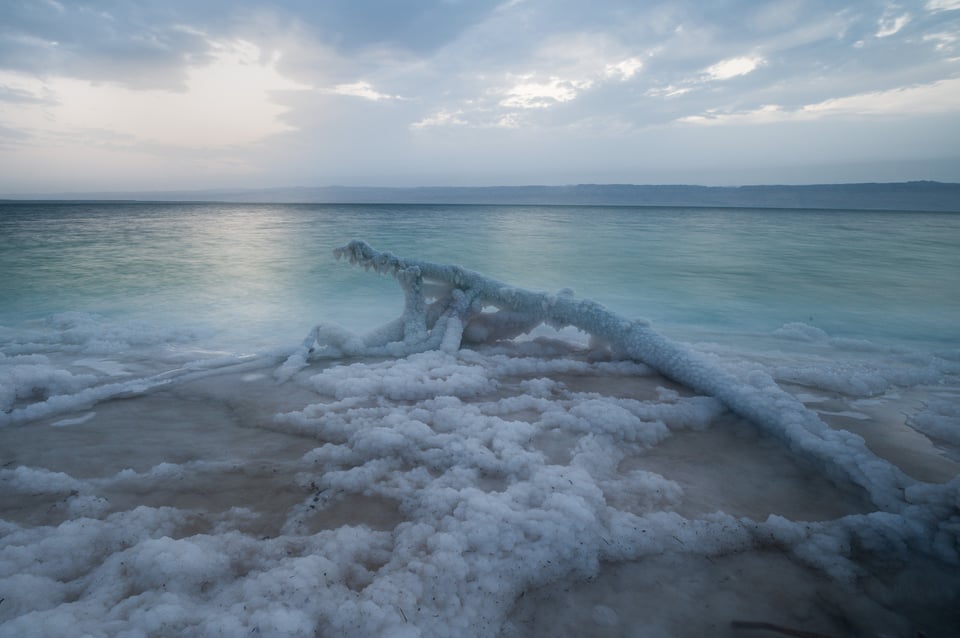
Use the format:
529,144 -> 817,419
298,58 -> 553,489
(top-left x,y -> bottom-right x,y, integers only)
0,39 -> 306,147
1,0 -> 958,192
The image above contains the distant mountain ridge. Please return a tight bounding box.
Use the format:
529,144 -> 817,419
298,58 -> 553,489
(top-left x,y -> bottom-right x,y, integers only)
4,181 -> 959,211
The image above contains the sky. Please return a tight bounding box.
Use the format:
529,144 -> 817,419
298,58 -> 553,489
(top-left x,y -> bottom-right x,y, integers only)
1,0 -> 959,193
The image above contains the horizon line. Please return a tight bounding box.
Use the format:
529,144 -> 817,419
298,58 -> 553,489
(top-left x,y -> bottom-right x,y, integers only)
2,179 -> 958,200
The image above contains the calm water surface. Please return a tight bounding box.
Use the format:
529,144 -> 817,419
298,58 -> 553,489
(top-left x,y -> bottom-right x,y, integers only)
1,202 -> 957,349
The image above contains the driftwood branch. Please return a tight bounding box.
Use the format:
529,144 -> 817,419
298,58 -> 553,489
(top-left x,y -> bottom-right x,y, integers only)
278,240 -> 919,513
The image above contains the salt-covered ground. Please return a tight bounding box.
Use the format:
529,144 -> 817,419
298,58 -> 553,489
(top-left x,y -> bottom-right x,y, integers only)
2,245 -> 959,637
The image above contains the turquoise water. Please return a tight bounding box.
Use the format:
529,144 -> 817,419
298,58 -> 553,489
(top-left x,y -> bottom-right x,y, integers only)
1,202 -> 957,349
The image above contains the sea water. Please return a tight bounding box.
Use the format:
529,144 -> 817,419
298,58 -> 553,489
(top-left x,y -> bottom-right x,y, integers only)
0,202 -> 958,637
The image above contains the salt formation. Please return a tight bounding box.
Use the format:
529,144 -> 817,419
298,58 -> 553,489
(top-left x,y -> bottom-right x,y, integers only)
2,241 -> 958,637
283,241 -> 939,514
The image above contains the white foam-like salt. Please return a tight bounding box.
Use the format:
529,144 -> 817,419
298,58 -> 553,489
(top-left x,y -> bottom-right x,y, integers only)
910,398 -> 960,446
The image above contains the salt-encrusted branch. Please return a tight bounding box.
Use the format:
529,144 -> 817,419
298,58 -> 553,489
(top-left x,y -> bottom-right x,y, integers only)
280,240 -> 928,513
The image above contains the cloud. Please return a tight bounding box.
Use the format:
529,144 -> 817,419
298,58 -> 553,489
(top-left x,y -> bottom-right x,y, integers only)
679,77 -> 960,125
327,81 -> 401,101
642,53 -> 765,106
604,57 -> 644,80
411,109 -> 468,129
876,13 -> 911,38
645,85 -> 692,98
803,77 -> 960,116
499,75 -> 593,109
408,31 -> 650,128
285,0 -> 504,54
926,0 -> 960,11
0,1 -> 217,90
1,0 -> 959,189
923,30 -> 959,53
702,55 -> 765,81
0,39 -> 310,149
0,82 -> 55,105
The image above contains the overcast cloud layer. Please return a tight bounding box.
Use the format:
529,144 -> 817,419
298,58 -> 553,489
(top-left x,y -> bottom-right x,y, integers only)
1,0 -> 959,192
